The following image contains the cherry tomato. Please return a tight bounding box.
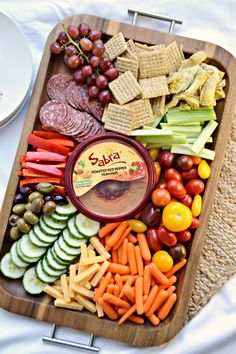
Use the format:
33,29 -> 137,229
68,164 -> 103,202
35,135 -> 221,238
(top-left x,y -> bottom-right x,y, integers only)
164,168 -> 182,182
179,194 -> 193,208
141,202 -> 161,227
148,148 -> 160,161
198,160 -> 211,179
169,243 -> 187,262
191,156 -> 202,165
191,195 -> 202,217
152,250 -> 173,272
167,180 -> 186,199
158,151 -> 175,167
189,217 -> 200,229
127,219 -> 147,232
186,179 -> 205,195
176,155 -> 193,171
176,230 -> 192,242
152,188 -> 171,207
156,182 -> 167,189
154,161 -> 161,184
181,168 -> 198,180
162,202 -> 192,232
156,226 -> 177,246
146,228 -> 163,251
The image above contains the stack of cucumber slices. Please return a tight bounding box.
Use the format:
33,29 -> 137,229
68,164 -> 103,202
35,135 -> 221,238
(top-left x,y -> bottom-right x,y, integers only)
0,200 -> 100,295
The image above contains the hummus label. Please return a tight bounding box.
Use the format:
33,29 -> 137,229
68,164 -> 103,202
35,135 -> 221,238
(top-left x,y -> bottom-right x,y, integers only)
72,141 -> 147,197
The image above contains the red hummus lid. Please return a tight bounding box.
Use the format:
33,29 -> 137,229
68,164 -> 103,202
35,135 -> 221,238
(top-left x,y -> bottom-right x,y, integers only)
65,133 -> 156,222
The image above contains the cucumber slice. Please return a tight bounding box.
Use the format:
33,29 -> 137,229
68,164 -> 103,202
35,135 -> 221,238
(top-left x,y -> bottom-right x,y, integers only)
53,241 -> 76,262
23,267 -> 46,295
10,242 -> 29,268
42,257 -> 67,277
46,249 -> 68,271
51,213 -> 69,222
63,228 -> 87,248
36,261 -> 59,283
39,218 -> 62,236
16,240 -> 32,264
29,229 -> 51,248
75,213 -> 100,238
18,236 -> 41,264
34,224 -> 59,244
20,234 -> 46,259
68,217 -> 85,239
43,215 -> 67,230
55,200 -> 77,216
58,236 -> 82,256
51,247 -> 69,266
0,253 -> 26,279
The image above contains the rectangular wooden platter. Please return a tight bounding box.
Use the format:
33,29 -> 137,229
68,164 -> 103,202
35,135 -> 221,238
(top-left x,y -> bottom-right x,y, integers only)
0,14 -> 236,347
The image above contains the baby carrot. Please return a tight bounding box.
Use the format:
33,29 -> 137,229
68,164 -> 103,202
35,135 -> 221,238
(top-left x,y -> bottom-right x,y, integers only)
109,278 -> 115,284
145,290 -> 169,317
107,283 -> 114,294
119,276 -> 136,298
158,275 -> 177,292
103,293 -> 131,309
158,293 -> 177,320
135,277 -> 144,315
117,244 -> 123,264
106,221 -> 129,248
119,304 -> 136,325
114,274 -> 123,293
117,308 -> 144,325
123,285 -> 135,303
164,259 -> 187,278
113,226 -> 132,250
143,285 -> 159,313
127,233 -> 137,244
149,263 -> 169,285
111,249 -> 118,264
114,284 -> 120,297
107,263 -> 130,275
98,297 -> 118,320
134,245 -> 144,277
127,242 -> 137,275
121,238 -> 128,265
146,313 -> 160,326
143,265 -> 151,295
137,233 -> 151,261
98,222 -> 121,238
120,275 -> 137,282
166,285 -> 176,296
94,272 -> 112,302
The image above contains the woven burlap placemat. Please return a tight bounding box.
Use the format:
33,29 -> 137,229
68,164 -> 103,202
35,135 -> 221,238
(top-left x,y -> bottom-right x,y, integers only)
185,115 -> 236,323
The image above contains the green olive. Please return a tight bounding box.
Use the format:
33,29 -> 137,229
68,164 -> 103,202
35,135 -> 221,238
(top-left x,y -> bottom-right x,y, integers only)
10,226 -> 21,241
16,218 -> 31,233
23,211 -> 39,225
43,201 -> 56,215
28,191 -> 43,202
31,198 -> 44,214
35,182 -> 55,194
12,203 -> 26,216
25,202 -> 32,211
9,214 -> 20,227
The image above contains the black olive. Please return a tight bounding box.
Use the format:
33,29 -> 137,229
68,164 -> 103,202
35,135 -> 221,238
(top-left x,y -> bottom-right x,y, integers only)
52,194 -> 68,205
19,185 -> 33,196
13,193 -> 27,205
44,195 -> 53,202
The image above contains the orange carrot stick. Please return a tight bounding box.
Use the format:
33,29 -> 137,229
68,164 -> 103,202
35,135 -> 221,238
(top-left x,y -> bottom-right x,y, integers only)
143,285 -> 159,313
98,222 -> 121,238
120,275 -> 137,282
158,293 -> 177,320
113,226 -> 132,250
107,263 -> 130,275
109,278 -> 115,284
103,293 -> 130,309
145,290 -> 169,317
146,313 -> 160,326
117,244 -> 123,264
114,274 -> 123,293
94,272 -> 112,302
106,221 -> 129,248
164,259 -> 187,278
117,308 -> 144,324
123,285 -> 135,303
158,275 -> 177,292
149,263 -> 169,285
121,238 -> 128,265
137,233 -> 151,261
98,298 -> 118,320
143,265 -> 151,295
111,249 -> 118,264
166,285 -> 176,296
135,277 -> 144,315
134,245 -> 144,277
119,276 -> 136,298
127,242 -> 137,275
113,284 -> 120,297
119,304 -> 136,325
107,283 -> 114,294
127,233 -> 138,244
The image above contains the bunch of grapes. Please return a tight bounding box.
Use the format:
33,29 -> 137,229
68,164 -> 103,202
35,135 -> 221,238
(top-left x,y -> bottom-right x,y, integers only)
50,23 -> 119,105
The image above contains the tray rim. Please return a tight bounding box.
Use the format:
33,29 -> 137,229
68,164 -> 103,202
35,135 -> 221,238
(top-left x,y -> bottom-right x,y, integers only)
1,13 -> 236,347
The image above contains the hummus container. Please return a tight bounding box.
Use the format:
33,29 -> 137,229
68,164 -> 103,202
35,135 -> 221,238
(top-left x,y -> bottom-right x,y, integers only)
65,133 -> 156,222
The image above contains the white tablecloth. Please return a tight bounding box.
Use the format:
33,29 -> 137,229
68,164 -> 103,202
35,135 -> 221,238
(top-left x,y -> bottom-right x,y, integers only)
0,1 -> 236,353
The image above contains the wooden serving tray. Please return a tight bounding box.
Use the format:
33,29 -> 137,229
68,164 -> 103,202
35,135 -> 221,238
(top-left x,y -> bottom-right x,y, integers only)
1,14 -> 236,347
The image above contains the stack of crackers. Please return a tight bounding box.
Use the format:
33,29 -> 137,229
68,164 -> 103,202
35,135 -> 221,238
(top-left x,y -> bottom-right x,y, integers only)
103,32 -> 183,135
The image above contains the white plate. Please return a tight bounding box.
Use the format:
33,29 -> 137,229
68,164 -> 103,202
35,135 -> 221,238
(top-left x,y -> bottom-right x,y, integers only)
0,11 -> 32,124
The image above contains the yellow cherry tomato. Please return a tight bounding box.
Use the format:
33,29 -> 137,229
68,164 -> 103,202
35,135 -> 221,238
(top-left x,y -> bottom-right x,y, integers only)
191,194 -> 202,217
198,159 -> 211,179
148,148 -> 160,161
154,161 -> 161,184
152,250 -> 173,272
127,219 -> 147,232
162,202 -> 192,232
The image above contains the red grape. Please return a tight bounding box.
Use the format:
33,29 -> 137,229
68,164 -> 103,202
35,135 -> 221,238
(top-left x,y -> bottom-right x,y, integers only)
89,29 -> 102,41
96,75 -> 108,89
58,31 -> 68,44
93,39 -> 103,46
104,67 -> 119,81
65,44 -> 77,56
73,69 -> 85,83
88,85 -> 100,98
98,89 -> 112,104
67,55 -> 81,69
80,38 -> 93,52
78,23 -> 90,37
67,25 -> 79,39
50,42 -> 61,54
81,65 -> 93,78
89,56 -> 101,68
86,74 -> 96,86
100,57 -> 112,72
92,44 -> 105,57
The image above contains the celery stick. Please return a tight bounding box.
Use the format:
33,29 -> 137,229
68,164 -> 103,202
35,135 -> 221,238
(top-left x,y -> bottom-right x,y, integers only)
144,115 -> 163,128
160,122 -> 201,126
161,125 -> 202,134
137,134 -> 187,145
143,125 -> 156,130
171,144 -> 215,160
191,120 -> 218,153
187,137 -> 213,144
131,129 -> 173,136
166,108 -> 216,125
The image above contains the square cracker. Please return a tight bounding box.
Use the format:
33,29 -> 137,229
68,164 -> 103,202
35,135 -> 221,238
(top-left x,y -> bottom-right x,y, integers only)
104,103 -> 134,135
151,96 -> 166,116
115,57 -> 139,79
122,48 -> 138,62
126,39 -> 137,54
135,42 -> 165,52
104,32 -> 128,60
138,49 -> 169,78
109,71 -> 142,105
139,76 -> 169,99
125,99 -> 154,129
166,41 -> 183,73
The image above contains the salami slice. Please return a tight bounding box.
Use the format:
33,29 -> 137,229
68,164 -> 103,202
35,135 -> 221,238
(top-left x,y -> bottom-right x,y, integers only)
47,74 -> 72,102
88,98 -> 104,121
71,84 -> 90,113
39,100 -> 68,128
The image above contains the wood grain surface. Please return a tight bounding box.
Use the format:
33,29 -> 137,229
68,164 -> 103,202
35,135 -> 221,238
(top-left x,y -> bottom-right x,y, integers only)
0,14 -> 236,346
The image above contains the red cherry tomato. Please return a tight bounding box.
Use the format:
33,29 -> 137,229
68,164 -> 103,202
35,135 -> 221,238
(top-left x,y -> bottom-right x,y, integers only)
176,230 -> 192,242
176,155 -> 193,171
189,217 -> 200,229
186,179 -> 205,195
156,182 -> 167,189
141,202 -> 161,227
156,226 -> 177,247
167,180 -> 187,199
181,168 -> 198,180
158,151 -> 176,167
179,194 -> 193,208
152,188 -> 171,207
146,228 -> 163,251
164,168 -> 182,182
